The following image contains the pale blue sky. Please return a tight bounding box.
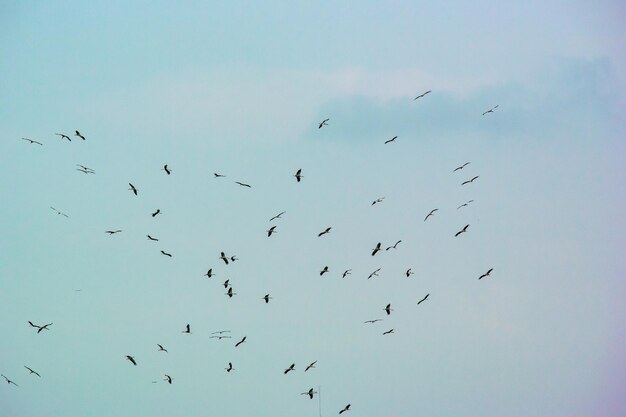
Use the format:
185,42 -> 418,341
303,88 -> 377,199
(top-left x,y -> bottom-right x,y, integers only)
1,2 -> 625,416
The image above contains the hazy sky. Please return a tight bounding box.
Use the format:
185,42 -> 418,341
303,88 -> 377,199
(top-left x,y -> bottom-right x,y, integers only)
1,2 -> 625,416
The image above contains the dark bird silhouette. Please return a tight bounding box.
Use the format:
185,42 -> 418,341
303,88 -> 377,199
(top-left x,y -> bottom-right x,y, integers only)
128,183 -> 138,195
226,287 -> 236,298
384,304 -> 393,315
1,375 -> 18,386
105,230 -> 122,235
76,167 -> 95,174
318,118 -> 329,129
342,269 -> 352,278
413,90 -> 431,100
164,374 -> 172,384
210,335 -> 232,340
223,279 -> 230,288
55,133 -> 71,141
270,211 -> 286,221
371,242 -> 382,256
424,209 -> 438,222
482,104 -> 499,116
24,366 -> 40,377
152,209 -> 161,217
28,321 -> 52,333
320,266 -> 329,276
457,200 -> 474,209
294,169 -> 303,182
417,294 -> 430,305
220,252 -> 229,265
235,181 -> 251,188
21,137 -> 43,145
230,255 -> 239,262
385,240 -> 402,251
454,224 -> 469,237
74,130 -> 85,140
301,388 -> 318,399
318,227 -> 331,237
204,268 -> 214,278
479,268 -> 493,280
267,225 -> 277,237
157,344 -> 168,353
214,172 -> 226,178
162,164 -> 171,175
182,324 -> 191,334
339,404 -> 351,414
462,176 -> 479,185
371,197 -> 385,205
225,362 -> 234,372
383,329 -> 394,335
453,162 -> 471,172
147,235 -> 159,241
50,206 -> 69,218
364,319 -> 382,324
76,164 -> 95,173
160,250 -> 172,257
126,356 -> 137,366
262,294 -> 272,304
305,361 -> 317,372
405,268 -> 414,277
368,268 -> 381,279
384,136 -> 398,144
211,330 -> 231,335
284,363 -> 295,374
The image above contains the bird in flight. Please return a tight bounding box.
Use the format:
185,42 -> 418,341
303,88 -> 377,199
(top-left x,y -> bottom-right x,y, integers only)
204,268 -> 214,278
382,329 -> 394,335
147,235 -> 159,241
405,268 -> 414,278
462,176 -> 479,185
267,225 -> 277,237
223,279 -> 230,288
368,268 -> 381,279
342,269 -> 352,278
424,208 -> 438,222
384,304 -> 393,315
262,294 -> 272,304
371,242 -> 382,256
371,197 -> 385,206
478,268 -> 493,280
417,294 -> 430,305
164,375 -> 172,384
126,356 -> 137,366
318,227 -> 331,237
454,224 -> 469,237
211,330 -> 231,335
76,164 -> 95,174
235,181 -> 251,188
364,319 -> 382,324
294,169 -> 303,182
105,230 -> 122,235
284,363 -> 295,374
339,404 -> 351,414
225,362 -> 234,372
55,133 -> 71,141
320,266 -> 329,276
1,375 -> 18,386
318,118 -> 329,129
210,335 -> 232,340
305,361 -> 317,372
482,104 -> 499,116
457,200 -> 474,210
157,344 -> 168,353
182,324 -> 191,334
453,162 -> 470,172
74,130 -> 86,140
128,183 -> 138,195
385,240 -> 401,251
269,211 -> 286,221
21,137 -> 43,145
50,206 -> 69,218
413,90 -> 431,100
24,366 -> 40,377
226,287 -> 236,298
162,164 -> 171,175
214,172 -> 226,178
151,209 -> 161,217
220,252 -> 229,265
28,321 -> 52,333
384,136 -> 398,144
301,388 -> 318,399
160,250 -> 172,257
230,255 -> 239,262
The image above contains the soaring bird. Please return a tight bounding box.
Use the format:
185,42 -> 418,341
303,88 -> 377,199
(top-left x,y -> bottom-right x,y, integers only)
162,165 -> 171,175
339,404 -> 351,414
204,268 -> 214,278
55,133 -> 71,141
147,235 -> 159,241
424,209 -> 438,222
220,252 -> 229,265
457,200 -> 474,209
383,329 -> 394,335
21,137 -> 43,145
105,230 -> 122,235
152,209 -> 161,217
50,207 -> 69,218
305,361 -> 317,372
1,375 -> 18,386
235,181 -> 251,188
454,224 -> 469,237
385,240 -> 402,251
453,162 -> 471,172
384,304 -> 393,315
320,266 -> 329,276
223,279 -> 230,288
301,388 -> 318,399
157,344 -> 168,353
160,250 -> 172,257
318,227 -> 331,237
225,362 -> 234,372
294,169 -> 303,182
28,321 -> 52,333
230,255 -> 239,262
482,104 -> 499,116
462,176 -> 479,185
214,173 -> 226,178
182,324 -> 191,334
211,330 -> 231,335
77,164 -> 95,173
74,130 -> 85,140
164,375 -> 172,384
284,363 -> 295,374
367,268 -> 381,279
478,268 -> 493,280
318,118 -> 329,129
270,211 -> 286,221
210,335 -> 232,340
371,197 -> 385,205
384,136 -> 398,144
76,167 -> 94,174
226,287 -> 236,298
24,366 -> 40,377
413,90 -> 431,100
417,294 -> 430,305
262,294 -> 272,304
364,319 -> 382,324
371,242 -> 382,256
128,183 -> 138,195
126,356 -> 137,366
267,226 -> 277,237
342,269 -> 352,278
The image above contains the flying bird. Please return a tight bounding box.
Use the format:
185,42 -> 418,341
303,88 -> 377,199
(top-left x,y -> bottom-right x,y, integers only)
364,319 -> 382,324
262,294 -> 272,304
384,136 -> 398,144
270,211 -> 286,221
151,209 -> 161,217
305,361 -> 317,372
55,133 -> 71,141
105,230 -> 122,235
214,173 -> 226,178
126,356 -> 137,366
424,209 -> 438,222
157,344 -> 168,353
147,235 -> 159,241
413,90 -> 431,100
1,375 -> 18,386
417,294 -> 430,305
204,269 -> 214,278
318,118 -> 329,129
342,269 -> 352,278
162,164 -> 171,175
230,255 -> 239,262
210,335 -> 232,340
235,181 -> 251,188
385,240 -> 401,251
371,242 -> 382,256
50,206 -> 69,218
76,164 -> 95,173
24,366 -> 40,377
457,200 -> 474,209
128,183 -> 138,195
21,137 -> 43,145
220,252 -> 229,265
482,104 -> 499,115
405,268 -> 414,277
320,266 -> 329,276
226,287 -> 236,298
284,363 -> 295,374
453,162 -> 471,172
478,268 -> 493,280
294,169 -> 303,182
318,227 -> 331,237
454,224 -> 469,237
28,321 -> 52,333
182,324 -> 191,334
462,176 -> 479,185
384,304 -> 393,315
225,362 -> 234,372
164,374 -> 172,384
160,250 -> 172,257
339,404 -> 351,414
223,279 -> 230,288
211,330 -> 231,335
267,226 -> 277,237
383,329 -> 394,335
74,130 -> 85,140
368,268 -> 381,279
371,197 -> 385,205
301,388 -> 318,399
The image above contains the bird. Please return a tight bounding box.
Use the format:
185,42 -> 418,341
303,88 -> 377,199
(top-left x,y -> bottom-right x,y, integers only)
385,240 -> 402,251
226,287 -> 236,298
462,176 -> 479,185
105,230 -> 122,235
164,375 -> 172,384
21,137 -> 43,145
371,197 -> 385,205
151,209 -> 161,217
223,279 -> 230,288
424,209 -> 438,222
318,118 -> 329,129
364,319 -> 382,324
182,324 -> 191,334
204,268 -> 214,278
294,169 -> 303,182
214,172 -> 226,178
405,268 -> 414,277
304,361 -> 317,372
384,135 -> 397,144
454,224 -> 469,237
76,164 -> 95,173
162,164 -> 171,175
482,104 -> 499,115
267,226 -> 277,237
147,235 -> 159,241
301,388 -> 318,399
210,335 -> 232,340
55,133 -> 71,141
318,227 -> 331,237
126,356 -> 137,366
128,183 -> 138,195
28,321 -> 52,333
384,304 -> 393,315
74,130 -> 85,140
1,375 -> 18,386
453,162 -> 471,172
417,294 -> 430,305
342,269 -> 352,278
479,268 -> 493,280
50,206 -> 69,218
320,266 -> 329,276
383,329 -> 394,335
262,294 -> 272,304
371,242 -> 382,256
225,362 -> 234,372
235,181 -> 251,188
157,344 -> 168,353
457,200 -> 474,209
24,366 -> 40,377
160,250 -> 172,257
413,90 -> 431,100
284,363 -> 295,374
368,268 -> 381,279
220,252 -> 229,265
211,330 -> 231,335
76,167 -> 95,174
339,404 -> 351,414
270,211 -> 286,221
230,255 -> 239,262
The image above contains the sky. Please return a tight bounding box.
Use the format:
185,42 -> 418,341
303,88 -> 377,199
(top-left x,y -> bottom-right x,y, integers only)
1,1 -> 625,416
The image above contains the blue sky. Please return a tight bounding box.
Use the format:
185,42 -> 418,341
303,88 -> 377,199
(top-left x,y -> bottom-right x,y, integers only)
1,2 -> 625,416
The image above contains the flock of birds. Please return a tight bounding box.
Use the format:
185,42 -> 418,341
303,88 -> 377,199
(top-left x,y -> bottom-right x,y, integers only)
7,93 -> 500,415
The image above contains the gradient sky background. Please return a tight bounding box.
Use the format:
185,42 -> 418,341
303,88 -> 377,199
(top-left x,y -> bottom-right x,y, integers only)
1,2 -> 625,416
